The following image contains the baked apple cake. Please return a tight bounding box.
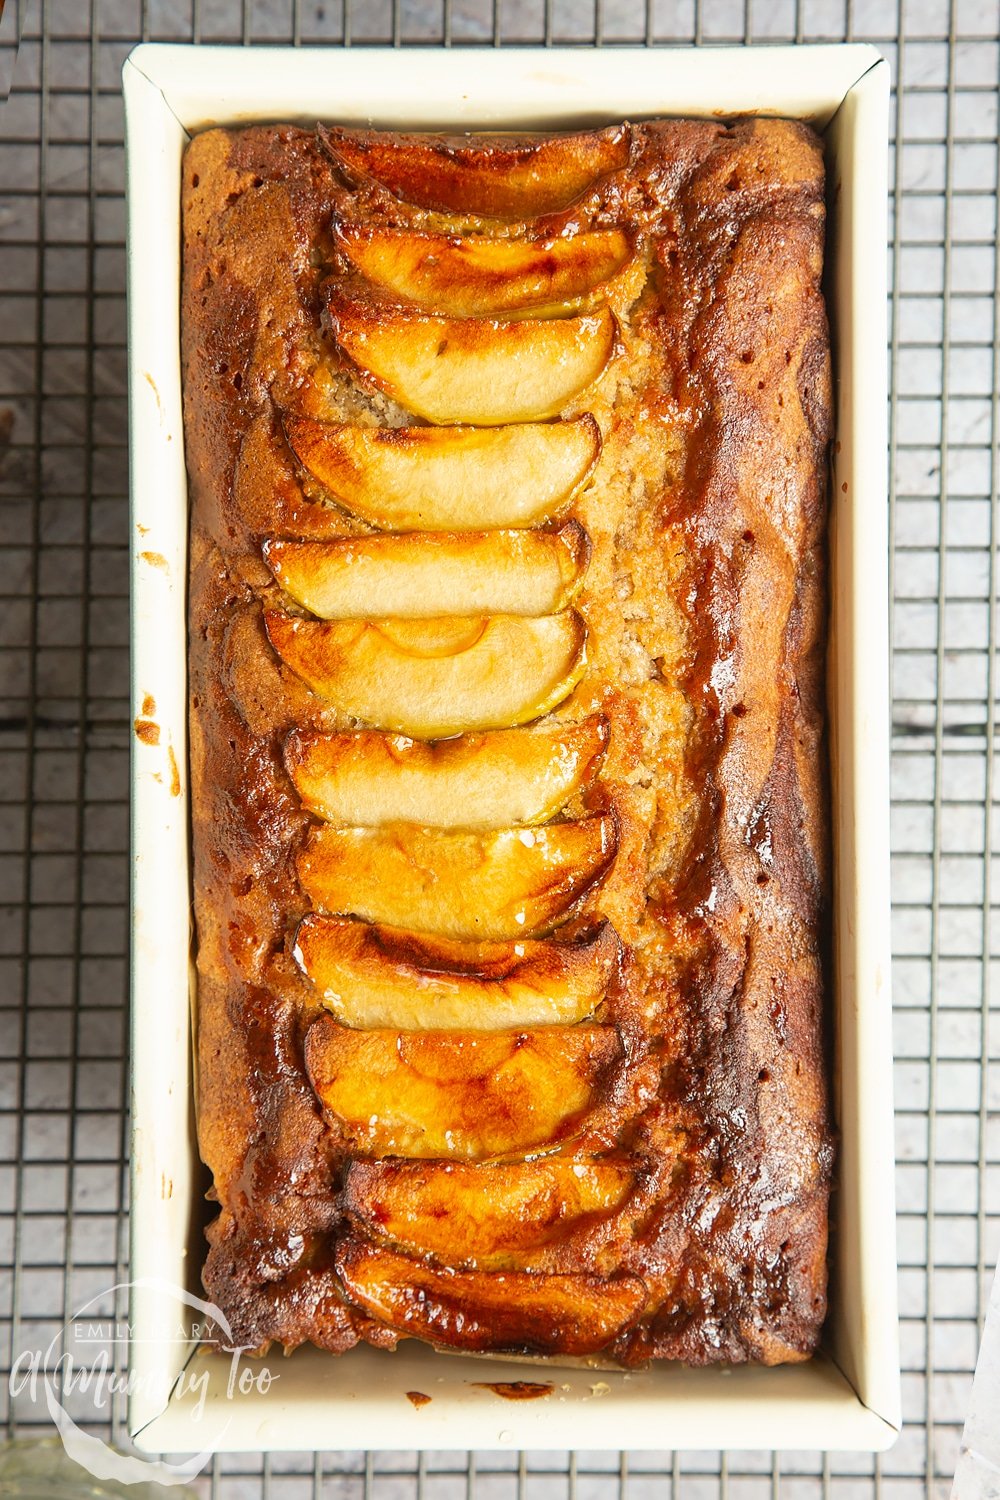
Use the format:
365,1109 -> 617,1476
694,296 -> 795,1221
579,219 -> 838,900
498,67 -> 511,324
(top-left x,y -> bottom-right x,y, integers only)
182,117 -> 834,1366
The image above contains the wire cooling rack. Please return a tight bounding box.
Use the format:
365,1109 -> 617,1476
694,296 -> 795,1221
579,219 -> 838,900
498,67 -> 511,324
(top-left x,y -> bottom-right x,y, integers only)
1,0 -> 998,1494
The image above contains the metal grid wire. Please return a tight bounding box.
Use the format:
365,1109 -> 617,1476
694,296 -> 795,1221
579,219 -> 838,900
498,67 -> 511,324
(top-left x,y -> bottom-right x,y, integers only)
1,0 -> 998,1494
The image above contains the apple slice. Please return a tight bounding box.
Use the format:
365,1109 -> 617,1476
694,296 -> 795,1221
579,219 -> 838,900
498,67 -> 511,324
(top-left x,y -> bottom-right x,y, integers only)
319,123 -> 631,220
335,225 -> 632,318
282,414 -> 601,532
263,521 -> 589,620
305,1014 -> 622,1159
335,1239 -> 645,1354
327,297 -> 616,425
297,814 -> 617,940
294,916 -> 620,1029
344,1156 -> 636,1265
264,611 -> 587,737
284,715 -> 608,828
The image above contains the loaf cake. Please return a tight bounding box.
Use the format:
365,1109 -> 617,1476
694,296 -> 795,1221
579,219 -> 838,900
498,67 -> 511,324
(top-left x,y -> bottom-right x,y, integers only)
182,117 -> 834,1366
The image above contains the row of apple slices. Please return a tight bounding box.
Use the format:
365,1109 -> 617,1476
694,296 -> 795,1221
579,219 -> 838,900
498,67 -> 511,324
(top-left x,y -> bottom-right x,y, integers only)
266,224 -> 625,756
263,430 -> 595,733
285,718 -> 619,1023
297,130 -> 643,1320
269,364 -> 613,967
325,223 -> 629,425
268,245 -> 618,718
270,230 -> 618,940
287,720 -> 618,1025
268,216 -> 626,1169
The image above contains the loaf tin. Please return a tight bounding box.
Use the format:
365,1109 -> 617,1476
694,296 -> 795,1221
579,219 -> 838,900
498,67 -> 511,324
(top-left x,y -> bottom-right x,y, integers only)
124,42 -> 899,1452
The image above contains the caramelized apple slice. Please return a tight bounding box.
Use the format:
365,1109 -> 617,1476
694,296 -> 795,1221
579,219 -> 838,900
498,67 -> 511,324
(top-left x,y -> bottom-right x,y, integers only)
297,815 -> 617,940
335,225 -> 632,317
305,1015 -> 622,1159
264,611 -> 586,737
294,916 -> 620,1029
328,298 -> 616,425
335,1239 -> 645,1354
284,715 -> 608,828
263,522 -> 589,619
282,414 -> 601,532
344,1156 -> 637,1265
320,123 -> 631,220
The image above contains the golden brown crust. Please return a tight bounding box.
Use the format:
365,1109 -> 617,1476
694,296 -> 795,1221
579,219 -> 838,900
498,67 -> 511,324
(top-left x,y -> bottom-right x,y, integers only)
183,117 -> 833,1365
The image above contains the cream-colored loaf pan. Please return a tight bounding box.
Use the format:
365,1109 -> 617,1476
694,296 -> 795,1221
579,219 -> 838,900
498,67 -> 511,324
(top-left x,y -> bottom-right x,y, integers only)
124,42 -> 899,1452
